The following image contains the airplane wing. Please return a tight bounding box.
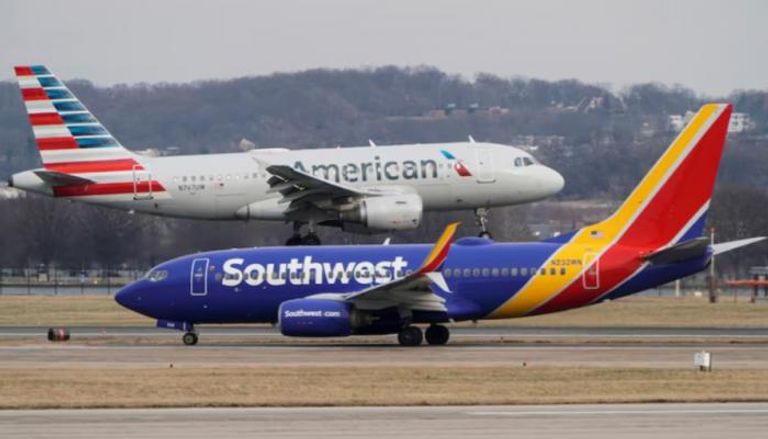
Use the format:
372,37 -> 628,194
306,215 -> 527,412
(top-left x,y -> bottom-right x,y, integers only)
644,236 -> 767,264
643,237 -> 709,264
258,161 -> 388,215
341,222 -> 459,312
712,237 -> 766,255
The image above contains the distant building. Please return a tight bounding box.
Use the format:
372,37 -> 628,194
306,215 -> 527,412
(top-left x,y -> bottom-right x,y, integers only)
668,114 -> 685,132
729,112 -> 754,133
669,111 -> 753,134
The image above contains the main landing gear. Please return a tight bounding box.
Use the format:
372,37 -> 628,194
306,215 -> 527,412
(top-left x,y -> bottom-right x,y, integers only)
397,325 -> 450,346
285,222 -> 322,246
475,207 -> 493,239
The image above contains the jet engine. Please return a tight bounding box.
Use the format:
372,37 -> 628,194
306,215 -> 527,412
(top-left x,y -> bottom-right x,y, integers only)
278,298 -> 402,337
339,193 -> 422,232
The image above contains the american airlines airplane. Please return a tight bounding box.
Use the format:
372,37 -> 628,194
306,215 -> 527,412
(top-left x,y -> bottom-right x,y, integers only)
8,65 -> 564,245
115,104 -> 764,346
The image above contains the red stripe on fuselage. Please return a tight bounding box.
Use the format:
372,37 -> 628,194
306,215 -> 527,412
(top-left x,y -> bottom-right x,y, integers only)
22,88 -> 48,101
532,107 -> 730,315
29,112 -> 64,126
45,159 -> 142,174
37,137 -> 78,150
53,181 -> 165,197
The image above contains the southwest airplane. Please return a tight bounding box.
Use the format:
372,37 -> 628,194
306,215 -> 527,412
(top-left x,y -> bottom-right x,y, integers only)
115,103 -> 764,346
8,65 -> 564,244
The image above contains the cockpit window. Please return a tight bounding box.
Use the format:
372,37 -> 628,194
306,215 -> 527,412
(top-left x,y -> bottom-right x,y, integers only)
146,269 -> 169,282
522,157 -> 535,166
514,156 -> 537,167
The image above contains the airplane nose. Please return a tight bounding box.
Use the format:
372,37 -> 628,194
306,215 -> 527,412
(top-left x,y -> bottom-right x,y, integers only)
543,167 -> 565,195
114,284 -> 136,310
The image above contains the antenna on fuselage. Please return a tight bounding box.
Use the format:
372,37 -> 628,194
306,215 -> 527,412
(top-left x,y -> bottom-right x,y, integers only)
369,139 -> 377,148
468,135 -> 476,143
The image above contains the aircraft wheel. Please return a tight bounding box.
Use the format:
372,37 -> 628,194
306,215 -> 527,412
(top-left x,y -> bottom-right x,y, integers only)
478,231 -> 492,239
425,325 -> 450,345
182,332 -> 198,346
301,233 -> 322,246
285,234 -> 303,246
397,326 -> 423,346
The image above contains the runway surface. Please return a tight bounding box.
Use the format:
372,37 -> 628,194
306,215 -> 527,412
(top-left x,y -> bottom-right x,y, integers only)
2,325 -> 768,338
1,341 -> 768,369
2,403 -> 767,438
2,325 -> 768,369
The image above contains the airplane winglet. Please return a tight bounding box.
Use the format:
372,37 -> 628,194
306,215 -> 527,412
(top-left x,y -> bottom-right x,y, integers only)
417,222 -> 460,274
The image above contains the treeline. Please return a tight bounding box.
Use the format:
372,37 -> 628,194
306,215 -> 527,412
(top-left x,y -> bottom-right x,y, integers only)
0,66 -> 766,273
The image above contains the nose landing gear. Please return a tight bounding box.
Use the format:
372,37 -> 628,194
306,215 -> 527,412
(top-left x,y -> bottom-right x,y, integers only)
475,207 -> 493,239
182,331 -> 198,346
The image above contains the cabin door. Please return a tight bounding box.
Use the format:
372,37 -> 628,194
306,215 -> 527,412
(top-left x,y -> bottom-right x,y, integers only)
190,258 -> 210,296
474,148 -> 495,183
132,164 -> 154,200
582,252 -> 600,290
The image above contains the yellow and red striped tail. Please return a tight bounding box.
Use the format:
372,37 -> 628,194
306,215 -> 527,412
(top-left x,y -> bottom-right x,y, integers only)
417,222 -> 460,274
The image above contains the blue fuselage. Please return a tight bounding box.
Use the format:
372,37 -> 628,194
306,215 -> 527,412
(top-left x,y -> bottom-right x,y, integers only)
115,237 -> 709,327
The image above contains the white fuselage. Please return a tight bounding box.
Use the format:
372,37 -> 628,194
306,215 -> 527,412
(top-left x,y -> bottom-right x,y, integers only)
11,141 -> 564,222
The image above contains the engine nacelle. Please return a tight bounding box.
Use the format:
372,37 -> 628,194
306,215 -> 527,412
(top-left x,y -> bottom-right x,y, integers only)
340,193 -> 423,232
278,299 -> 352,337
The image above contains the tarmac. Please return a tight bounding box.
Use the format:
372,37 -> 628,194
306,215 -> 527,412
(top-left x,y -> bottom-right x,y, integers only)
2,326 -> 768,437
1,324 -> 767,338
2,403 -> 768,438
1,325 -> 767,369
2,340 -> 768,369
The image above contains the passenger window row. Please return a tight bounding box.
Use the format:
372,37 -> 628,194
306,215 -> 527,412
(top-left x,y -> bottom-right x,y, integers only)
219,265 -> 567,283
443,265 -> 567,279
172,172 -> 268,183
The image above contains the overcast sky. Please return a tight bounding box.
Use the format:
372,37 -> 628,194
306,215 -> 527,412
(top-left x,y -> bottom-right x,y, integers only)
1,0 -> 765,96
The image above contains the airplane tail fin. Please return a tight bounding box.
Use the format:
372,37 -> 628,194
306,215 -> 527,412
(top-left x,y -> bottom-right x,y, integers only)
14,65 -> 140,174
591,103 -> 732,249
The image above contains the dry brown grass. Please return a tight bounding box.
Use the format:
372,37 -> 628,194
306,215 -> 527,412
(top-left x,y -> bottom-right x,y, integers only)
471,296 -> 768,328
1,366 -> 767,409
0,295 -> 150,326
2,295 -> 767,328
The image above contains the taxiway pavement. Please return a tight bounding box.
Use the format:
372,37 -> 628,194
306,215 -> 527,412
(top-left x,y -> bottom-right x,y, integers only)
2,403 -> 767,438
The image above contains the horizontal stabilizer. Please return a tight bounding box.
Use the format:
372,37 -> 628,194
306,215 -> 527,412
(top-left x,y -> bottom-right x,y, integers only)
644,237 -> 709,264
712,237 -> 766,255
34,170 -> 94,186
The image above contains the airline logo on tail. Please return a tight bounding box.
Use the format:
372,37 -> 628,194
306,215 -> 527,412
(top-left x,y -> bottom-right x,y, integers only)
14,65 -> 166,199
490,103 -> 733,318
440,150 -> 472,177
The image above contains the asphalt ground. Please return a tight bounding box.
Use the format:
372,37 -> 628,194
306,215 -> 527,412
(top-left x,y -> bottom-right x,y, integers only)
1,340 -> 767,369
1,325 -> 767,338
2,403 -> 767,438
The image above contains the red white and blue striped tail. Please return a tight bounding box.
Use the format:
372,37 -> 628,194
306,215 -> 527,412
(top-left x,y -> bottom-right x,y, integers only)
14,65 -> 140,174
